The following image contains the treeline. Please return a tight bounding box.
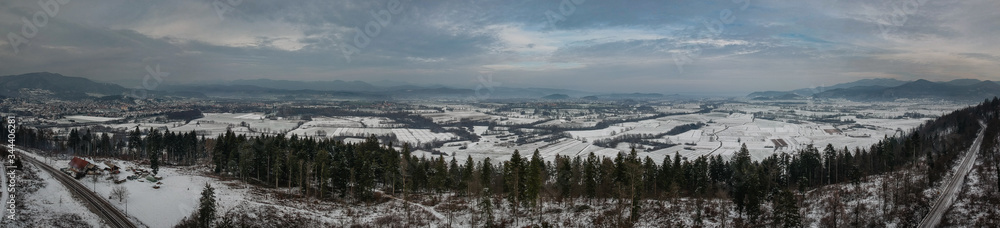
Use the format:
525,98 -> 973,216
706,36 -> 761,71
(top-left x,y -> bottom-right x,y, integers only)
165,109 -> 205,122
126,128 -> 206,169
195,131 -> 916,226
281,108 -> 480,143
664,122 -> 706,135
590,134 -> 675,149
590,122 -> 703,149
11,125 -> 209,174
979,98 -> 1000,193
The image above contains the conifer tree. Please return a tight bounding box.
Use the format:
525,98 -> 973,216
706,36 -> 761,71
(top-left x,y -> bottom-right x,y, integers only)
198,183 -> 217,228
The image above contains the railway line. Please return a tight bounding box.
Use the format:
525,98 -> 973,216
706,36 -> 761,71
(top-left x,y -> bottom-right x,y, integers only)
916,122 -> 986,228
18,150 -> 137,228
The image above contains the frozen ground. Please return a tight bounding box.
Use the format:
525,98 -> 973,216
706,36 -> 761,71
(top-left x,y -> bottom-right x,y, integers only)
18,150 -> 459,227
0,158 -> 105,227
21,151 -> 254,228
65,115 -> 121,123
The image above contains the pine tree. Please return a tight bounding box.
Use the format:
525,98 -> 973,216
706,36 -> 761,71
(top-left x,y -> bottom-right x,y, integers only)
449,157 -> 461,192
198,183 -> 217,228
150,147 -> 160,175
658,155 -> 673,199
824,144 -> 836,185
481,157 -> 493,194
525,149 -> 544,208
128,127 -> 142,159
557,155 -> 574,199
730,144 -> 756,219
773,188 -> 801,228
315,149 -> 330,199
642,157 -> 657,198
584,152 -> 598,199
462,155 -> 475,196
504,150 -> 524,220
478,188 -> 495,227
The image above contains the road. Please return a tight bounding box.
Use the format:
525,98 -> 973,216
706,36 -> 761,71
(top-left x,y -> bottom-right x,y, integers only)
917,123 -> 986,228
18,150 -> 138,228
707,125 -> 730,156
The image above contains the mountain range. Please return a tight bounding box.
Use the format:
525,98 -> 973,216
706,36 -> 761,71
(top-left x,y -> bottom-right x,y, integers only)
0,72 -> 668,100
8,72 -> 995,101
0,72 -> 128,99
749,78 -> 1000,101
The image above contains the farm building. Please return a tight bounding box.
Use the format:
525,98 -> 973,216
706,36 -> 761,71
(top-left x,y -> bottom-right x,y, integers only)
67,157 -> 100,179
103,161 -> 120,174
68,157 -> 96,178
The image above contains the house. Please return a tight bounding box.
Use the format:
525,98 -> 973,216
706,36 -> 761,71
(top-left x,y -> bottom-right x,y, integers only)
67,157 -> 94,178
103,161 -> 120,174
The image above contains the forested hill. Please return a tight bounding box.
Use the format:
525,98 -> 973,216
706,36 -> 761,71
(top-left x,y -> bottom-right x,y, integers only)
9,98 -> 1000,227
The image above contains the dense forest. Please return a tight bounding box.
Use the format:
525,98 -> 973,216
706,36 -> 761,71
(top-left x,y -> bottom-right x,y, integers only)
9,98 -> 1000,227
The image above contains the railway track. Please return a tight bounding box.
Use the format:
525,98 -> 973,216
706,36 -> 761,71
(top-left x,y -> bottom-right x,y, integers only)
18,150 -> 137,228
916,122 -> 986,228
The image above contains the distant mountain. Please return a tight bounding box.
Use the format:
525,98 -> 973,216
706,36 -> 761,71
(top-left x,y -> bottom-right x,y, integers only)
541,94 -> 570,100
226,79 -> 602,99
0,72 -> 687,100
815,78 -> 910,90
944,79 -> 987,86
386,87 -> 475,98
812,79 -> 1000,101
161,84 -> 384,99
230,79 -> 381,92
748,78 -> 910,99
595,93 -> 664,99
747,78 -> 1000,100
0,72 -> 128,99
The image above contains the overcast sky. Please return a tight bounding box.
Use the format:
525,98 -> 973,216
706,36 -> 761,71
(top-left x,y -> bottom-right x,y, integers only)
1,0 -> 998,95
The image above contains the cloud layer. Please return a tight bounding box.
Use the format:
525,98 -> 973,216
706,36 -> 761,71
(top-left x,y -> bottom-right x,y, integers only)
1,0 -> 998,94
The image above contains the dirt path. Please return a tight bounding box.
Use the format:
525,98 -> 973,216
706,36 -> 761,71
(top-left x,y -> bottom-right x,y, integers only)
377,191 -> 446,221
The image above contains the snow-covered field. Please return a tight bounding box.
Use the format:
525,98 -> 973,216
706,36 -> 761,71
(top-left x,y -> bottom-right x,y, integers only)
65,115 -> 121,123
421,111 -> 492,123
104,113 -> 303,138
289,127 -> 456,144
79,102 -> 964,168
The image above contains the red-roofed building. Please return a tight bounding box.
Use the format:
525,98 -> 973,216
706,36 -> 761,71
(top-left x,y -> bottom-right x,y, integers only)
68,157 -> 93,178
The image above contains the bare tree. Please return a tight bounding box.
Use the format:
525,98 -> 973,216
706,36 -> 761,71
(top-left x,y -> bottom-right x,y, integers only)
111,186 -> 129,202
89,173 -> 100,190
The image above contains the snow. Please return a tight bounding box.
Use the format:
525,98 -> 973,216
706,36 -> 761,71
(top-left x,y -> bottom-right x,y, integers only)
233,113 -> 265,120
65,115 -> 121,122
0,158 -> 105,227
20,151 -> 253,228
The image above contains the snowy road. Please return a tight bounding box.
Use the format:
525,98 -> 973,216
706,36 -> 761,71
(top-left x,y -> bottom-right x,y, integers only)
917,122 -> 986,228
